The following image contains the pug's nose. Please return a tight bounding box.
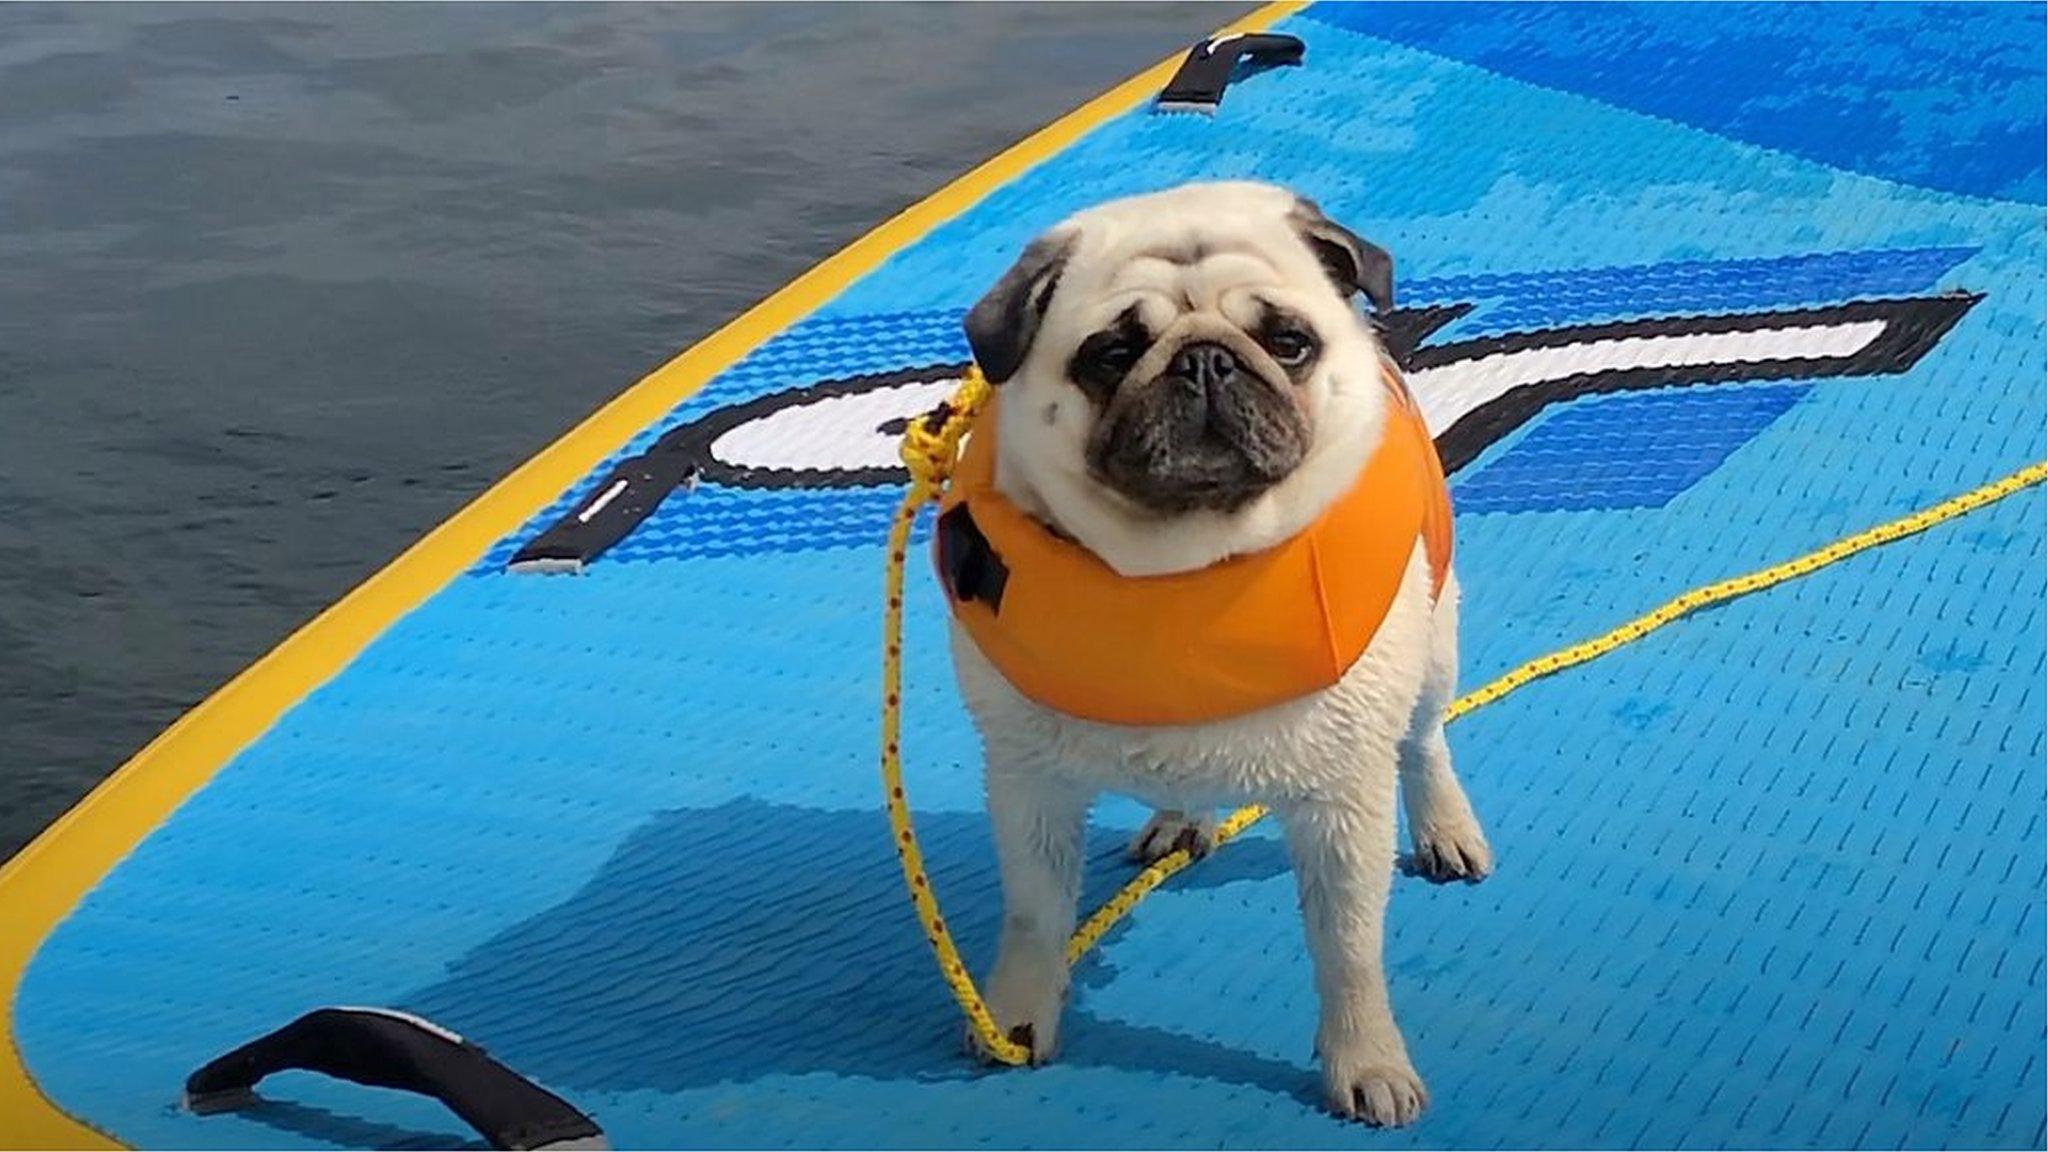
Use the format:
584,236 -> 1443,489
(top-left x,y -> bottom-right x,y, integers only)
1168,342 -> 1238,390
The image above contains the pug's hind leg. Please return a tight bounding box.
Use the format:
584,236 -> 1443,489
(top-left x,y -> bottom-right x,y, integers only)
1398,576 -> 1491,884
1127,808 -> 1218,864
1399,723 -> 1492,884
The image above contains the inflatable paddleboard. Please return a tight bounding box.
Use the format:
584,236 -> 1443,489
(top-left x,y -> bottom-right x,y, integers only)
5,2 -> 2043,1146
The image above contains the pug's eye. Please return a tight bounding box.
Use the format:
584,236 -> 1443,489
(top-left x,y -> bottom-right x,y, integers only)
1094,342 -> 1140,375
1071,330 -> 1147,393
1261,327 -> 1318,367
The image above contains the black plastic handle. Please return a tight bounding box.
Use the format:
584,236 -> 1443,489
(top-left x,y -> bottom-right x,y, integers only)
1157,32 -> 1306,112
186,1007 -> 606,1151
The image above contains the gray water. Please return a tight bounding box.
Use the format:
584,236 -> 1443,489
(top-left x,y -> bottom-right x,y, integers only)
0,3 -> 1239,861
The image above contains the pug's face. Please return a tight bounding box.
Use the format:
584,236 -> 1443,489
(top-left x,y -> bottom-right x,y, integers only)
965,181 -> 1394,519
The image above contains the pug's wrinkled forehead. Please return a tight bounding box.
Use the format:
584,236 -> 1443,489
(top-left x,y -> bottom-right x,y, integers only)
964,181 -> 1391,385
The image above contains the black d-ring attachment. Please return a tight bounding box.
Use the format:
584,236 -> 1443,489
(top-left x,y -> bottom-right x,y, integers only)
1156,32 -> 1306,114
185,1007 -> 607,1150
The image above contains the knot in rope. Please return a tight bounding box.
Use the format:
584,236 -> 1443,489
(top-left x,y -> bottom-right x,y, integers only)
899,367 -> 991,499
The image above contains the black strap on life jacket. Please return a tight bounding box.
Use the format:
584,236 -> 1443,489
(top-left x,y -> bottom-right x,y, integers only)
937,504 -> 1008,613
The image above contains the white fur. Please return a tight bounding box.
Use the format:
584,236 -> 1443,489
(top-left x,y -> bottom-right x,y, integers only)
950,182 -> 1491,1127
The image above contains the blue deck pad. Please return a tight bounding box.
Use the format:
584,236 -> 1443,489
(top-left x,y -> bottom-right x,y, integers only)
1303,1 -> 2048,204
17,5 -> 2046,1149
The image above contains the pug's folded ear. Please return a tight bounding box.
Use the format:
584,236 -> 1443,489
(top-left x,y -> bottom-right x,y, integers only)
964,230 -> 1077,384
1288,197 -> 1394,314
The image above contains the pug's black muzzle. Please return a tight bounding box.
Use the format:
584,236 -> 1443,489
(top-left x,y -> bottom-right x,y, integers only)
1089,340 -> 1309,514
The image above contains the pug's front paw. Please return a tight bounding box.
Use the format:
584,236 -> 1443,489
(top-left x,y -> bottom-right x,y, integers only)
965,959 -> 1065,1065
1321,1049 -> 1428,1127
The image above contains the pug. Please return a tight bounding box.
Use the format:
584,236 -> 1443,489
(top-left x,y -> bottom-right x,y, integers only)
941,181 -> 1492,1127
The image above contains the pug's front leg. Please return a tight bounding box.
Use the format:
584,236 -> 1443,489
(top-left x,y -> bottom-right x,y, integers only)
974,764 -> 1090,1064
1282,787 -> 1428,1127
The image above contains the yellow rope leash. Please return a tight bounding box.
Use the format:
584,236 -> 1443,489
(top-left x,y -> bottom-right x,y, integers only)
880,366 -> 2047,1065
880,368 -> 1030,1061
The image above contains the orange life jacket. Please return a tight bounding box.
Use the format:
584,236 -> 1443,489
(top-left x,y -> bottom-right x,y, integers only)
935,368 -> 1452,728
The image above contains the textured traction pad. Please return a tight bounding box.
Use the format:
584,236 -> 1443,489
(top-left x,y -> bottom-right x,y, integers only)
14,4 -> 2046,1148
